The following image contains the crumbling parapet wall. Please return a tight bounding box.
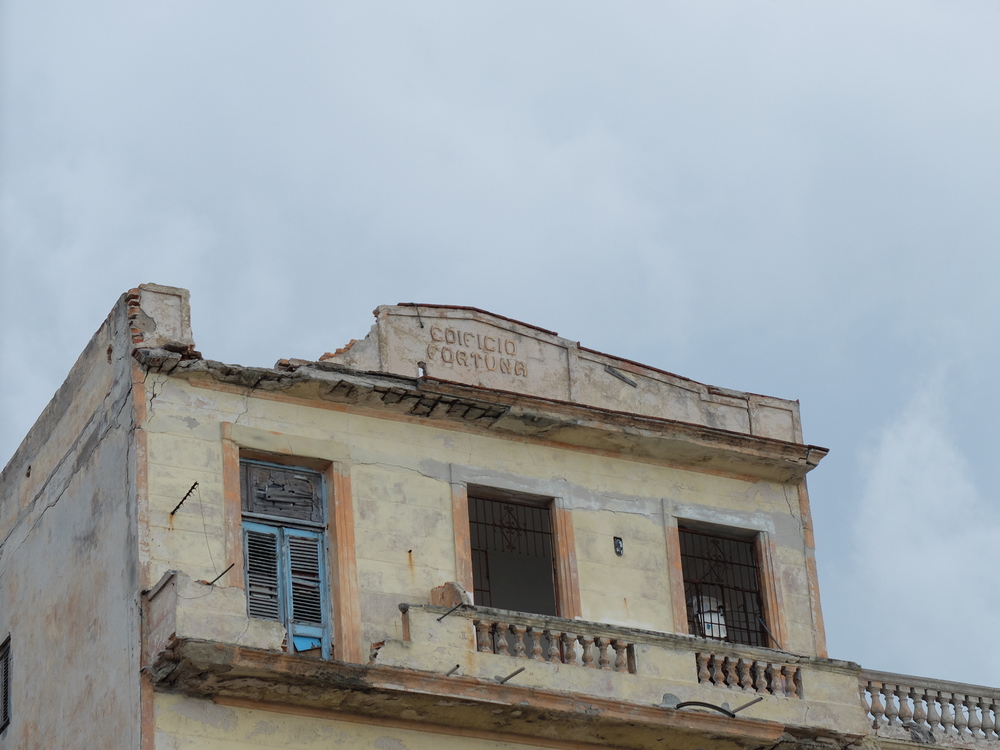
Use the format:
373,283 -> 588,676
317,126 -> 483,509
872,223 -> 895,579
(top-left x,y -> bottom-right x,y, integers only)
0,291 -> 144,749
323,303 -> 806,443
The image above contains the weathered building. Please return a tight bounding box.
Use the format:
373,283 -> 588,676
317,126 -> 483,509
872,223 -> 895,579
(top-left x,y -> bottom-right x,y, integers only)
0,283 -> 994,749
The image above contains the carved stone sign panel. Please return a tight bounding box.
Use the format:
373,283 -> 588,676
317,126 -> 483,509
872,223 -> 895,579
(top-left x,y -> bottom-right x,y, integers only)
377,308 -> 572,402
321,304 -> 802,443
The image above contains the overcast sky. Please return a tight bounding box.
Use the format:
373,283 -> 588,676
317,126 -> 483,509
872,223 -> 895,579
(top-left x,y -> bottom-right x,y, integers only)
2,1 -> 999,686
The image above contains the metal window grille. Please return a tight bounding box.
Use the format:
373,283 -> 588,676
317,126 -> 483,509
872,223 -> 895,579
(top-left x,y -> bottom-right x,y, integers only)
469,494 -> 554,610
678,527 -> 768,647
0,635 -> 10,732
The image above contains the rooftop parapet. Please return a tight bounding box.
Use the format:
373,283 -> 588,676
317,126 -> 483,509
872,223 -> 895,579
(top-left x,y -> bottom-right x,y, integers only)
319,303 -> 807,443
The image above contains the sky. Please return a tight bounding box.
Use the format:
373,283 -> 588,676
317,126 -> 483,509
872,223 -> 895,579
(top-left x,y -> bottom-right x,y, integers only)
2,1 -> 999,686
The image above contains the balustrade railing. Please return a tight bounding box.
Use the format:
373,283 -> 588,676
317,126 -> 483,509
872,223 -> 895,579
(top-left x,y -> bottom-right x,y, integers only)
860,670 -> 1000,742
473,617 -> 636,674
696,652 -> 802,698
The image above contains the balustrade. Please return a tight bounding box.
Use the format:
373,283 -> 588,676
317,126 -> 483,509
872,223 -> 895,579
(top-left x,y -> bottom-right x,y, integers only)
695,652 -> 802,698
860,671 -> 1000,743
474,618 -> 636,674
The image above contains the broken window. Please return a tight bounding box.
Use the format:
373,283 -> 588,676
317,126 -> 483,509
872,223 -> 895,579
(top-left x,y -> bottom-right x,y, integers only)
468,489 -> 558,617
679,527 -> 768,647
241,460 -> 330,658
0,635 -> 9,732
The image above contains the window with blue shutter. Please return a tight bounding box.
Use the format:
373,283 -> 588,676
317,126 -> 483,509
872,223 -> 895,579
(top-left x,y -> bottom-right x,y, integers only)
241,460 -> 331,659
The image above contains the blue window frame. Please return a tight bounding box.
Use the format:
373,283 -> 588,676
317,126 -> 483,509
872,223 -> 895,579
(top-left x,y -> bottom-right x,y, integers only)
241,459 -> 331,659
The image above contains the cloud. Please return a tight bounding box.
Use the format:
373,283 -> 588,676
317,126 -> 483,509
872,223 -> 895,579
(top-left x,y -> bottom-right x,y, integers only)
845,379 -> 1000,684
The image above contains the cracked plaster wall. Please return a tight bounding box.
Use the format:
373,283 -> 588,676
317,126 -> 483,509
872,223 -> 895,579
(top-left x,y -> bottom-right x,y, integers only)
0,295 -> 142,749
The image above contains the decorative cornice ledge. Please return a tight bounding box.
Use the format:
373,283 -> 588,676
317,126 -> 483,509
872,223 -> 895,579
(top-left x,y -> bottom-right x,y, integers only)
134,353 -> 828,483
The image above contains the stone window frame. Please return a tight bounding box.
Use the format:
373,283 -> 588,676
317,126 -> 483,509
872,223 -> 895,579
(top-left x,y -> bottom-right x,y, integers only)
221,422 -> 364,663
665,510 -> 787,650
449,465 -> 582,619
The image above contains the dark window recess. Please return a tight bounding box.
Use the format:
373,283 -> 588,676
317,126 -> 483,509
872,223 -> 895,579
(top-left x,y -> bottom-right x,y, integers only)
242,461 -> 324,524
469,493 -> 557,616
0,635 -> 10,732
679,527 -> 768,647
241,459 -> 330,659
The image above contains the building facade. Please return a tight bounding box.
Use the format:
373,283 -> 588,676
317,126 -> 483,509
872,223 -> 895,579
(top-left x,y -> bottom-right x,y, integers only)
0,283 -> 994,749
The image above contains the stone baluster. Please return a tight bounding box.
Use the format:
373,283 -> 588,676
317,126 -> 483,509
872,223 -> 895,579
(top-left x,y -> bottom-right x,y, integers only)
494,623 -> 510,656
544,630 -> 561,663
509,624 -> 526,658
783,666 -> 799,699
893,684 -> 912,726
860,684 -> 871,717
882,684 -> 900,727
527,628 -> 544,661
986,701 -> 1000,741
910,687 -> 927,731
754,661 -> 768,694
696,653 -> 710,684
562,633 -> 578,665
581,635 -> 596,668
738,659 -> 753,692
767,664 -> 786,697
612,639 -> 628,673
941,692 -> 957,736
711,656 -> 726,687
597,637 -> 612,670
475,620 -> 493,653
953,694 -> 969,736
926,691 -> 942,732
868,682 -> 886,727
966,695 -> 981,738
976,698 -> 992,740
724,657 -> 740,689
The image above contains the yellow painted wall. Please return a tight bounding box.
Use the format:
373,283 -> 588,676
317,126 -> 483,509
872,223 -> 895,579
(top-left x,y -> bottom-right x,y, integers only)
142,370 -> 819,660
154,693 -> 602,750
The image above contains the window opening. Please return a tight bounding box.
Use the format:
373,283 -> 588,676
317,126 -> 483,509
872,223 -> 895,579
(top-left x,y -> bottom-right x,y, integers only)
468,492 -> 558,617
679,527 -> 767,647
0,635 -> 10,732
241,459 -> 331,658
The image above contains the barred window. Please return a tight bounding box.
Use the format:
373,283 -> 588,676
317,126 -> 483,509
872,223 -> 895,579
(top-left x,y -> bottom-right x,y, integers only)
469,490 -> 558,617
679,527 -> 768,647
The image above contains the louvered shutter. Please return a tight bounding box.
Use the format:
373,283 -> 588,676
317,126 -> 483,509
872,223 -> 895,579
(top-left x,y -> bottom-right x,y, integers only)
244,525 -> 282,621
287,533 -> 324,626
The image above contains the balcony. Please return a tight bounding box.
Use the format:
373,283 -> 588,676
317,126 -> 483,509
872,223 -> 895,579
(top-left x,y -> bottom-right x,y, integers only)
144,572 -> 999,750
376,603 -> 867,739
143,572 -> 868,749
860,669 -> 1000,746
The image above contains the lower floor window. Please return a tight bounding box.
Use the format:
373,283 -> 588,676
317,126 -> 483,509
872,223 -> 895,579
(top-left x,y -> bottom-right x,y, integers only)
679,527 -> 767,647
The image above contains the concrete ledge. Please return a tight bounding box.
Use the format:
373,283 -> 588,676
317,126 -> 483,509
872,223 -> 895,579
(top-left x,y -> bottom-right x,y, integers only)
146,636 -> 863,750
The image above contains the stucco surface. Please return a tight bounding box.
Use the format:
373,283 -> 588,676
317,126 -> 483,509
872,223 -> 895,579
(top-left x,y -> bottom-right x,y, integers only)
0,296 -> 141,749
141,368 -> 822,659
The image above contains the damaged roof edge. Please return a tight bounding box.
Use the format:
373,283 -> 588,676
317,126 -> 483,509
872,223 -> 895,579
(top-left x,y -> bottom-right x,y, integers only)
125,285 -> 815,451
134,349 -> 828,482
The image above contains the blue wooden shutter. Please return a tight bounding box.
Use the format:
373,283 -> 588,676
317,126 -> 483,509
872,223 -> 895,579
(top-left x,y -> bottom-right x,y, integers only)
244,524 -> 282,622
283,528 -> 329,658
